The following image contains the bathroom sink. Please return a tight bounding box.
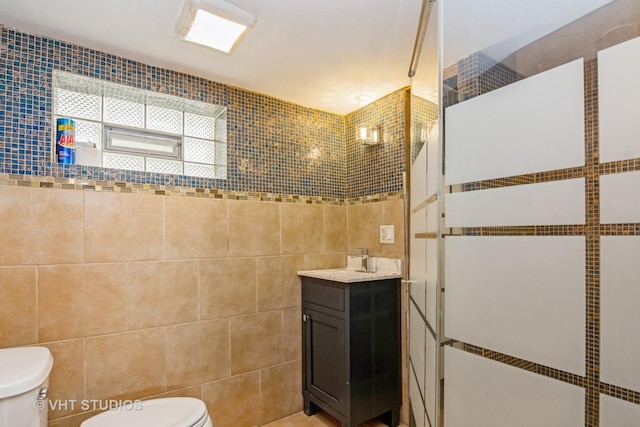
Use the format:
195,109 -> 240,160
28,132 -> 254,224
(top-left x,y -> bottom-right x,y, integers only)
298,258 -> 402,283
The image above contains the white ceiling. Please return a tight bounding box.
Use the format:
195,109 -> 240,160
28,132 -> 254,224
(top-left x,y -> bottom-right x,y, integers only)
0,0 -> 620,115
0,0 -> 422,115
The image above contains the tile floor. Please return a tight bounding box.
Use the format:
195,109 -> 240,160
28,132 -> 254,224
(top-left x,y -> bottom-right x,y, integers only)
262,410 -> 409,427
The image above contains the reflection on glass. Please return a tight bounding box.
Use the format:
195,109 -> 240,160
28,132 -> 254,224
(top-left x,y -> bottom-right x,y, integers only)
443,0 -> 637,108
408,1 -> 441,427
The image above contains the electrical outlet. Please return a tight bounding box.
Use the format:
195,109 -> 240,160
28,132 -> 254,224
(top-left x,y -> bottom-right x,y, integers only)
380,225 -> 395,244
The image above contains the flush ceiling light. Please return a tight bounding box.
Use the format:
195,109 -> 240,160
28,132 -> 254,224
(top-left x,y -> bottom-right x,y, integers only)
176,0 -> 256,54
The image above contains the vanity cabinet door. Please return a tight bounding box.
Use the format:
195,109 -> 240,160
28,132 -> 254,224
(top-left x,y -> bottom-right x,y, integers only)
304,308 -> 348,415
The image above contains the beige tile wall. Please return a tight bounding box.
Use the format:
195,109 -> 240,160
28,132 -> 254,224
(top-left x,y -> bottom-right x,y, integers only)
0,185 -> 405,426
348,200 -> 406,259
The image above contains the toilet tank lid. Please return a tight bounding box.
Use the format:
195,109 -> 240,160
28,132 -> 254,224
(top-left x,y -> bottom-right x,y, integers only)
81,397 -> 209,427
0,346 -> 53,399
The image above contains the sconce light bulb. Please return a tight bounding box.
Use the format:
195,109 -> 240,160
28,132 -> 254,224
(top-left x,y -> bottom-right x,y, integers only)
357,124 -> 368,141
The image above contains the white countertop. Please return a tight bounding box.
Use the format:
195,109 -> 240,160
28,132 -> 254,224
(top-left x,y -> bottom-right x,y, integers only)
298,257 -> 403,283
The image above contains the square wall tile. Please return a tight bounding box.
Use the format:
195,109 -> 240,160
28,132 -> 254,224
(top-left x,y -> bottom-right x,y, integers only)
281,204 -> 324,255
126,260 -> 198,330
199,258 -> 257,320
0,186 -> 83,266
202,372 -> 261,427
303,253 -> 348,270
0,267 -> 36,347
256,256 -> 304,312
324,205 -> 348,253
348,203 -> 384,255
85,329 -> 165,401
164,197 -> 228,260
44,340 -> 85,418
165,320 -> 230,390
230,312 -> 282,374
260,360 -> 303,424
146,386 -> 202,400
84,192 -> 163,262
228,201 -> 280,257
282,307 -> 302,362
38,264 -> 127,342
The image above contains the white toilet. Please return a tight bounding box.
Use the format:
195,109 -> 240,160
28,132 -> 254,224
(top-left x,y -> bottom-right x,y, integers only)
0,346 -> 212,427
80,397 -> 213,427
0,346 -> 53,427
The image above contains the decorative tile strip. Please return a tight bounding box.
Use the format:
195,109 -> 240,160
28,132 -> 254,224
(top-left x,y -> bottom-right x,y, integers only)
0,173 -> 402,206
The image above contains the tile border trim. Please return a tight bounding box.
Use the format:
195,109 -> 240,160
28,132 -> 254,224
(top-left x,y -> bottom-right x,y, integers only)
0,173 -> 402,206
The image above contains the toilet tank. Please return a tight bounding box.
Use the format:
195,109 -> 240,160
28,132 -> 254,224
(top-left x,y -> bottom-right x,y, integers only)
0,346 -> 54,427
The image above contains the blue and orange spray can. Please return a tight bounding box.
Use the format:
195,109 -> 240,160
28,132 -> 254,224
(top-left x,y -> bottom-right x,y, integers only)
56,118 -> 76,164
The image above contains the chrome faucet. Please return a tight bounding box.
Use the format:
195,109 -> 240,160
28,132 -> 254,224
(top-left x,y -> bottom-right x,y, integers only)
355,248 -> 369,272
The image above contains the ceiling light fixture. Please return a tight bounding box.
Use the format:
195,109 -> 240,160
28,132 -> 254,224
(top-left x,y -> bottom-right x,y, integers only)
176,0 -> 256,54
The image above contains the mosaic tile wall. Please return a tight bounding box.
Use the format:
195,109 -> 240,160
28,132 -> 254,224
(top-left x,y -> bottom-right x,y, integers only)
455,51 -> 520,102
227,87 -> 346,197
409,94 -> 438,164
446,25 -> 640,427
345,89 -> 408,199
0,24 -> 404,200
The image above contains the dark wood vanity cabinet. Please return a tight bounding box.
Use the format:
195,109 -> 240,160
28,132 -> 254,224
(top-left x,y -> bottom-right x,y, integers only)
301,276 -> 401,427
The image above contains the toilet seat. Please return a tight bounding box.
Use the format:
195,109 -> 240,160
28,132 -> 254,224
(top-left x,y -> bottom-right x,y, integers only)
80,397 -> 210,427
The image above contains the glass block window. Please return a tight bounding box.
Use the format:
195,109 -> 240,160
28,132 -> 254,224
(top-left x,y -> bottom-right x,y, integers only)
55,89 -> 102,121
75,119 -> 103,149
105,126 -> 181,158
53,71 -> 227,180
147,105 -> 184,134
215,142 -> 227,166
146,158 -> 183,175
185,113 -> 215,139
104,97 -> 145,128
103,152 -> 145,171
215,165 -> 227,180
185,163 -> 215,179
184,137 -> 215,164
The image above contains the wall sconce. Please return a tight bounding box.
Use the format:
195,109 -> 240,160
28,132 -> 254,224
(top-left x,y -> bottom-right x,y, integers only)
356,123 -> 380,146
414,120 -> 437,144
420,124 -> 428,143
